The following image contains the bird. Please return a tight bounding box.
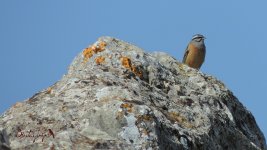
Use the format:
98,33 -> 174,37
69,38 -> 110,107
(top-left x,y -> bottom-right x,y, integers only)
182,34 -> 206,70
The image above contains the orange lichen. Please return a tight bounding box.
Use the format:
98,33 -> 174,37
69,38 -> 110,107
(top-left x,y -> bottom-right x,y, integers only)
95,56 -> 105,65
168,112 -> 193,128
120,56 -> 143,79
137,114 -> 153,122
131,66 -> 143,79
121,57 -> 132,69
45,87 -> 52,94
82,41 -> 107,63
120,103 -> 133,113
96,41 -> 107,53
83,47 -> 95,63
116,103 -> 135,119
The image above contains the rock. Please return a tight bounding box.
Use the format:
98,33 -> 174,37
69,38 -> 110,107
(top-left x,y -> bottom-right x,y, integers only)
0,36 -> 266,150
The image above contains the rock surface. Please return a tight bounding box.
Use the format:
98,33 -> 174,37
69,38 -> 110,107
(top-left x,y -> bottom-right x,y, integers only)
0,37 -> 266,150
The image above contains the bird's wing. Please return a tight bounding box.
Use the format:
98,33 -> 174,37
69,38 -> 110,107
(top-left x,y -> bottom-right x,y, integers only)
182,46 -> 189,63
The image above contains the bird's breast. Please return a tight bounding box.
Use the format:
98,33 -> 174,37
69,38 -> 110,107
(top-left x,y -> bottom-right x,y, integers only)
185,44 -> 205,69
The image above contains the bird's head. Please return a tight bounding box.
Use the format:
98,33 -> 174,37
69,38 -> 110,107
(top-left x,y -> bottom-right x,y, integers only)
191,34 -> 206,42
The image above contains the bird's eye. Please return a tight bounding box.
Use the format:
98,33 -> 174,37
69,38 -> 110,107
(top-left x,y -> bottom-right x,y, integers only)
196,37 -> 202,42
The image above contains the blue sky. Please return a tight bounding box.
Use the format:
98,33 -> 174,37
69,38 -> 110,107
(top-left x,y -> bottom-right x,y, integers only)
0,1 -> 266,140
